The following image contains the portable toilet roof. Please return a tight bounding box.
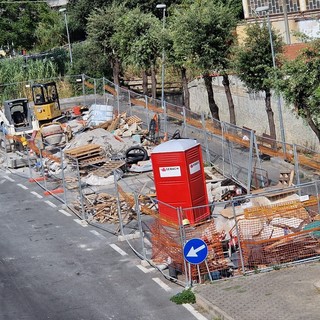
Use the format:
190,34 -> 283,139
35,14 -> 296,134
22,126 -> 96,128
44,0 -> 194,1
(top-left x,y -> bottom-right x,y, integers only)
151,139 -> 198,154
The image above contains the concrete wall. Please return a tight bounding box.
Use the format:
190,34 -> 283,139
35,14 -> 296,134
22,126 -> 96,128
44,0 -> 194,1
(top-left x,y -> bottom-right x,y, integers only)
188,75 -> 319,151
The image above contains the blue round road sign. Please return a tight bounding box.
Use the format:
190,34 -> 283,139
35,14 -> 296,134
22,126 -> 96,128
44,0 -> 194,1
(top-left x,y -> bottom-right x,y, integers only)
183,238 -> 208,265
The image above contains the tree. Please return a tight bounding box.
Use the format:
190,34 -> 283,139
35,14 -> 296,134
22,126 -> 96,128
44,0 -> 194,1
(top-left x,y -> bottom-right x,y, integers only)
69,41 -> 112,79
0,1 -> 51,52
277,39 -> 320,142
167,8 -> 191,109
233,21 -> 283,140
34,10 -> 64,52
112,8 -> 161,98
67,0 -> 113,41
86,4 -> 127,86
67,0 -> 181,41
122,0 -> 183,13
169,0 -> 238,121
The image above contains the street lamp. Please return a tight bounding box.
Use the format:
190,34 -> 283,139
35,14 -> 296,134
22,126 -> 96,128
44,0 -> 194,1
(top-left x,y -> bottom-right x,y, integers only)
59,8 -> 73,65
156,3 -> 166,109
255,6 -> 286,155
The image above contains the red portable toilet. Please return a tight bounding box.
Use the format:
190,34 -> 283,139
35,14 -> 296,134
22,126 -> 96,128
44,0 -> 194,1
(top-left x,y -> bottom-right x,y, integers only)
151,139 -> 209,225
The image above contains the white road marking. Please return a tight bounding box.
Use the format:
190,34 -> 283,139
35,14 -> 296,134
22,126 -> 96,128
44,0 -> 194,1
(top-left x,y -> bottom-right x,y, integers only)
0,179 -> 5,184
59,209 -> 72,217
136,265 -> 154,273
144,238 -> 152,246
17,183 -> 28,190
30,191 -> 43,199
73,219 -> 88,227
44,200 -> 57,208
182,304 -> 208,320
109,243 -> 128,256
4,175 -> 14,182
90,230 -> 106,240
152,278 -> 172,292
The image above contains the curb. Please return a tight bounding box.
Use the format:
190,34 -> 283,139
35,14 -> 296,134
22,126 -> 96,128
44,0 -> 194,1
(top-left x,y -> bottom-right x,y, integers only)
195,293 -> 235,320
118,231 -> 140,242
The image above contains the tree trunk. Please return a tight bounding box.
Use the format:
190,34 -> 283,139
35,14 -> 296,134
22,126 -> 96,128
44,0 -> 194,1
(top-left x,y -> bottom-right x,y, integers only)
111,56 -> 121,87
305,107 -> 320,142
203,73 -> 220,121
181,67 -> 190,110
151,64 -> 157,100
222,74 -> 236,125
265,89 -> 277,148
142,70 -> 148,96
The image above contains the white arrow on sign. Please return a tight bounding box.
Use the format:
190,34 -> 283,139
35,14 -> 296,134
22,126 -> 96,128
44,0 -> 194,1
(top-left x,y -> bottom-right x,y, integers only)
186,244 -> 206,257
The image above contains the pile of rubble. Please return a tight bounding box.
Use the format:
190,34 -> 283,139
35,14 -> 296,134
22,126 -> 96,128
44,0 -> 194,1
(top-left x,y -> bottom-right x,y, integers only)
58,111 -> 157,223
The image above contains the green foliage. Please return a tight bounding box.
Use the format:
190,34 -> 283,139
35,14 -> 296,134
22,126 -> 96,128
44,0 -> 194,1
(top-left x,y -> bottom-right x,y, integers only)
272,265 -> 281,270
87,4 -> 127,57
0,1 -> 52,52
253,266 -> 261,274
69,41 -> 112,79
34,11 -> 64,52
67,0 -> 113,40
233,21 -> 283,93
169,0 -> 238,73
86,3 -> 129,83
123,0 -> 183,12
112,8 -> 161,70
170,288 -> 196,304
277,39 -> 320,141
0,57 -> 58,101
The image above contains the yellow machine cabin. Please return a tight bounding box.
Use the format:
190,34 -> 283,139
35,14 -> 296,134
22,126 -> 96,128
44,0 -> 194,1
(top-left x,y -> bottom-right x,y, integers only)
32,82 -> 62,122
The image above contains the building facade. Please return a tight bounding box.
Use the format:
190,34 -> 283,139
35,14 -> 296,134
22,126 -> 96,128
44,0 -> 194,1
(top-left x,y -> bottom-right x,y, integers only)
241,0 -> 320,43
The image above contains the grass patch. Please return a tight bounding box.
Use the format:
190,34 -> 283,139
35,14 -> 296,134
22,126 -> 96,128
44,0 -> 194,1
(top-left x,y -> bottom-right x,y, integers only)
254,266 -> 261,274
170,288 -> 196,305
272,265 -> 281,270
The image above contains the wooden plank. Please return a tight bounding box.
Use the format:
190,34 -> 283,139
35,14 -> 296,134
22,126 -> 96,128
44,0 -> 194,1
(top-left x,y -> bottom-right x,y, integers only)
126,115 -> 142,125
64,144 -> 102,157
90,161 -> 126,177
76,150 -> 104,160
108,115 -> 121,132
79,156 -> 108,167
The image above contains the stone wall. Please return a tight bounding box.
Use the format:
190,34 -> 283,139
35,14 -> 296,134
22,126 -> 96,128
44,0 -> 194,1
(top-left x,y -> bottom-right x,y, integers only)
188,75 -> 319,151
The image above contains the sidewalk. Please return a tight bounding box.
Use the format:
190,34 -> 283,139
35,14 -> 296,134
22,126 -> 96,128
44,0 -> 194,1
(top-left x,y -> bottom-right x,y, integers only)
194,262 -> 320,320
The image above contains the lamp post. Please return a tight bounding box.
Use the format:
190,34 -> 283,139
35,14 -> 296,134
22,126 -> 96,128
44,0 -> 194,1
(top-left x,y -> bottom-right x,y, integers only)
256,6 -> 286,155
156,3 -> 166,109
59,8 -> 73,65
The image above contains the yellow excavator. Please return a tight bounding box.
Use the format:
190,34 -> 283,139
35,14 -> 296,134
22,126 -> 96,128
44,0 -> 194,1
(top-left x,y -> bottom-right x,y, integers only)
31,81 -> 62,122
31,82 -> 71,147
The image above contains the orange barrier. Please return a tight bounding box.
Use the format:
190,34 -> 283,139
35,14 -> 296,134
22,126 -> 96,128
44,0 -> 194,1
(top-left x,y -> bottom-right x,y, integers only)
29,177 -> 46,182
44,188 -> 64,196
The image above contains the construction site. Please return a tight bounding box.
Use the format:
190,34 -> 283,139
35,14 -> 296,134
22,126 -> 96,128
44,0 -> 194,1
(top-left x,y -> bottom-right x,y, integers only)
0,74 -> 320,287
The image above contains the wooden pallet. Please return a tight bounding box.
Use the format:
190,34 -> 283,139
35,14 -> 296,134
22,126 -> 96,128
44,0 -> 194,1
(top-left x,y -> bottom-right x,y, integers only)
76,150 -> 104,161
126,115 -> 142,125
90,160 -> 126,176
79,155 -> 108,167
64,144 -> 102,158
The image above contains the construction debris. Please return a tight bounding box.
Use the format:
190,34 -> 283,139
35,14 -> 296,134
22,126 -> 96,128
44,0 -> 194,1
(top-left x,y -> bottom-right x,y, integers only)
64,128 -> 138,159
64,143 -> 107,167
78,192 -> 134,224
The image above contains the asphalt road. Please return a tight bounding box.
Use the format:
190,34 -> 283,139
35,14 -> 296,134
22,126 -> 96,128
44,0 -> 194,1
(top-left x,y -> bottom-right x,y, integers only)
0,169 -> 204,320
